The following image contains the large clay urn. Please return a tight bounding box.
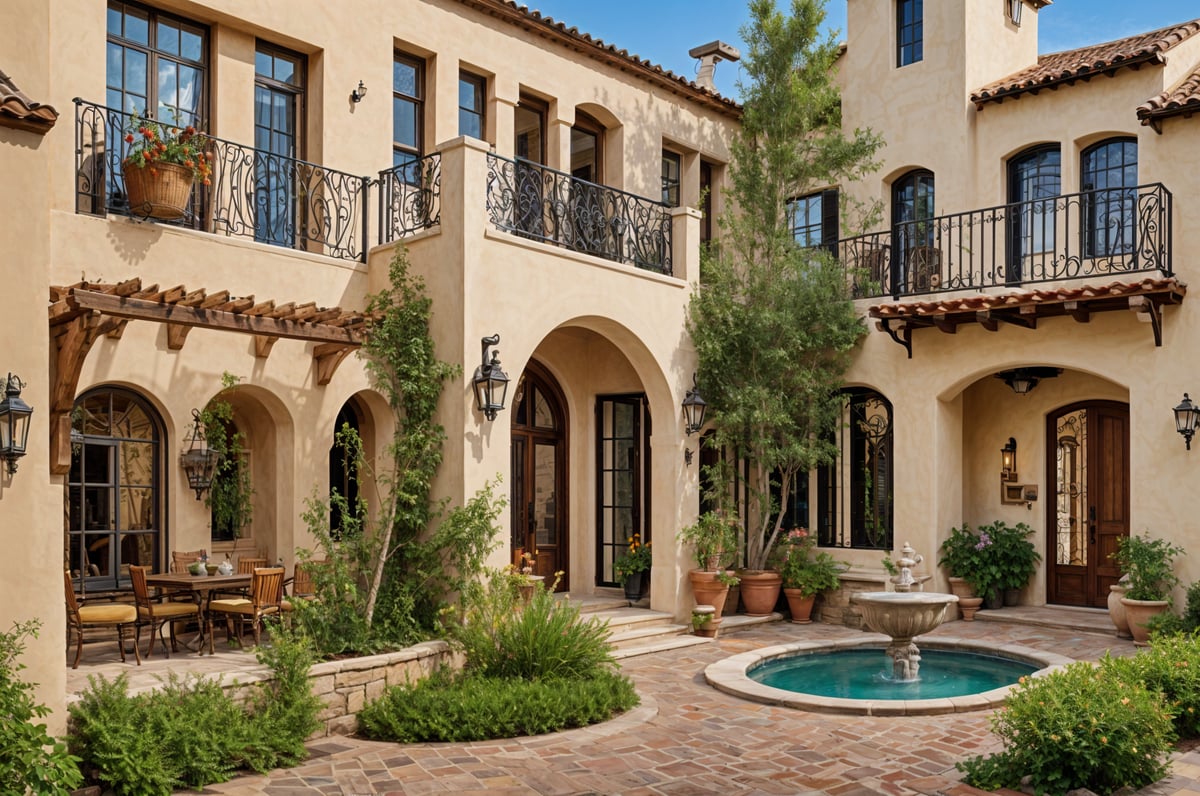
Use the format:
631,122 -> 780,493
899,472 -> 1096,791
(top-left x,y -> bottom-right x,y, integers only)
1121,597 -> 1169,646
1108,583 -> 1132,639
739,570 -> 783,616
783,588 -> 816,623
688,570 -> 729,620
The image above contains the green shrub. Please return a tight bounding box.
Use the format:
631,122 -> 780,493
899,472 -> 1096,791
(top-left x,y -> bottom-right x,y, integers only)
244,620 -> 323,770
958,661 -> 1174,795
446,568 -> 615,680
1104,637 -> 1200,739
359,667 -> 638,742
0,620 -> 82,794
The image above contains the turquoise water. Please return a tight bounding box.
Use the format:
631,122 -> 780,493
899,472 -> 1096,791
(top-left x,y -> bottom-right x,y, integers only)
749,648 -> 1037,700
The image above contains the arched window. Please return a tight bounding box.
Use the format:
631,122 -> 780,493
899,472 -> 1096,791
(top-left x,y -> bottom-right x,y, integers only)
1007,144 -> 1061,282
329,400 -> 362,539
68,388 -> 163,590
1081,137 -> 1137,258
816,389 -> 893,549
892,169 -> 936,293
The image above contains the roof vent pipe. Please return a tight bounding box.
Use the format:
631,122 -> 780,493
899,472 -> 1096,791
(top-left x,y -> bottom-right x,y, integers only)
688,40 -> 741,92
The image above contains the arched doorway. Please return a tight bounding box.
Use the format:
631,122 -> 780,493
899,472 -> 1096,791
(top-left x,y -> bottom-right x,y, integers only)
1046,400 -> 1129,607
329,399 -> 363,539
67,387 -> 164,591
511,361 -> 568,591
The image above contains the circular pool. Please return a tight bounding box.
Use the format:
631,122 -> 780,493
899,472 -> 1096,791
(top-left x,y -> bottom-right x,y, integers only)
705,637 -> 1072,716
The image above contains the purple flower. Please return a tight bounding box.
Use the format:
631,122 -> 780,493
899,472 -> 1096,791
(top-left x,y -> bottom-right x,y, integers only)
975,532 -> 992,550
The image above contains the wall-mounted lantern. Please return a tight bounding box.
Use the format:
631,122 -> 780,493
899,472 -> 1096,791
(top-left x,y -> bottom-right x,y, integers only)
1175,393 -> 1200,450
1001,437 -> 1018,482
180,408 -> 221,499
682,373 -> 707,466
350,80 -> 368,103
0,373 -> 33,475
472,334 -> 509,421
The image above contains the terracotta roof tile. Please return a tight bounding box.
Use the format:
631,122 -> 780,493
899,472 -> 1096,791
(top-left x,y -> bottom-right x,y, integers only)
0,69 -> 58,134
455,0 -> 741,117
868,277 -> 1185,318
971,20 -> 1200,108
1138,64 -> 1200,124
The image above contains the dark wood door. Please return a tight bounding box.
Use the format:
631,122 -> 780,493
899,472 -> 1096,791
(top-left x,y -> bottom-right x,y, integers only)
1046,401 -> 1129,607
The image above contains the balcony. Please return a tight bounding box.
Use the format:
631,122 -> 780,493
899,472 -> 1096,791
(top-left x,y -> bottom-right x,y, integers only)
840,184 -> 1172,300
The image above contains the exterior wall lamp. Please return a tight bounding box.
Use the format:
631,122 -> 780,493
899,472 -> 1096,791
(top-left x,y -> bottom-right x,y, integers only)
472,334 -> 509,421
350,80 -> 367,103
1001,437 -> 1018,482
1175,393 -> 1200,450
682,373 -> 707,465
180,408 -> 221,499
995,366 -> 1062,395
0,373 -> 34,475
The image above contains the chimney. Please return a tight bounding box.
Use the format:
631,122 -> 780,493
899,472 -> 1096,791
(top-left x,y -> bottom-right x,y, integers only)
688,40 -> 741,92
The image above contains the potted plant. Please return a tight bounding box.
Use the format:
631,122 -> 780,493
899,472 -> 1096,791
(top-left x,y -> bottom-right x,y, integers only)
678,512 -> 740,619
986,521 -> 1041,604
121,109 -> 212,219
1113,533 -> 1184,645
613,534 -> 652,602
775,528 -> 845,623
938,523 -> 991,616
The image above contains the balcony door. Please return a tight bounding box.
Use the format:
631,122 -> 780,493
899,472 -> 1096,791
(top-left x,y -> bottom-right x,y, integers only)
1046,401 -> 1129,608
254,43 -> 304,247
514,96 -> 547,238
891,169 -> 935,294
511,362 -> 568,591
1007,145 -> 1060,284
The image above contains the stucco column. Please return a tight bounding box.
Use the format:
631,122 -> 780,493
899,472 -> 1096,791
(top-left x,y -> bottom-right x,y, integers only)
648,424 -> 696,620
671,206 -> 701,284
548,116 -> 573,173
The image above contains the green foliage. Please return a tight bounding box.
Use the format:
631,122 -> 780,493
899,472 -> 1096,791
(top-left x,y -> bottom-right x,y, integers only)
772,528 -> 845,596
244,621 -> 323,770
688,0 -> 881,570
358,667 -> 638,743
938,521 -> 1038,598
881,555 -> 899,577
1105,637 -> 1200,738
200,372 -> 254,540
677,511 -> 741,570
1113,533 -> 1184,602
613,533 -> 652,583
446,569 -> 615,681
958,661 -> 1174,795
0,620 -> 82,794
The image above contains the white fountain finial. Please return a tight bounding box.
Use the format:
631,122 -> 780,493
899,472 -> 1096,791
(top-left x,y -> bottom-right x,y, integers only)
893,541 -> 924,592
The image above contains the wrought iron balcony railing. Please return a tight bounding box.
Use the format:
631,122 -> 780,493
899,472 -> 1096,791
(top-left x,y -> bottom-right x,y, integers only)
838,183 -> 1172,299
485,153 -> 673,276
377,154 -> 441,244
75,99 -> 370,263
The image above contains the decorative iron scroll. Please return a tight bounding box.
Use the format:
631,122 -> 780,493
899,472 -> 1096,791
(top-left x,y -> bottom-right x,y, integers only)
485,153 -> 673,276
837,183 -> 1172,299
378,154 -> 441,244
74,99 -> 369,263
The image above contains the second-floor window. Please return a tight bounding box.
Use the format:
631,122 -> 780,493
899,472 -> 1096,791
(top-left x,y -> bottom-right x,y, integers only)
1082,138 -> 1138,258
662,150 -> 681,207
787,189 -> 838,250
393,53 -> 424,169
254,43 -> 305,247
107,1 -> 207,122
459,72 -> 485,140
896,0 -> 923,67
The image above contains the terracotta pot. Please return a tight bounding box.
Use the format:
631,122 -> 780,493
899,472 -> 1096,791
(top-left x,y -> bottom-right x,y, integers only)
688,570 -> 729,620
947,576 -> 976,621
958,596 -> 983,621
122,160 -> 194,220
723,580 -> 741,615
694,616 -> 722,638
739,570 -> 783,616
1108,584 -> 1132,639
783,588 -> 816,624
1121,597 -> 1170,646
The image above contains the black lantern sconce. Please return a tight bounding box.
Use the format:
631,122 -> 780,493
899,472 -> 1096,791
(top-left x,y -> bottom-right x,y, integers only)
1175,393 -> 1200,450
472,334 -> 510,421
350,80 -> 368,103
995,367 -> 1062,396
1008,0 -> 1023,26
1001,437 -> 1018,482
681,373 -> 707,466
0,373 -> 34,475
180,408 -> 221,499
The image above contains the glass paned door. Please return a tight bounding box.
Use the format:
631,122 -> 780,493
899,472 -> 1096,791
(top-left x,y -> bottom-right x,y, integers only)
511,364 -> 568,590
596,395 -> 649,587
254,45 -> 303,247
1007,146 -> 1061,284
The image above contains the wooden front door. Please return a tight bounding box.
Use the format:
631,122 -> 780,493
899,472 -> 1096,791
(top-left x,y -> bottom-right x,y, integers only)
1046,401 -> 1129,607
511,362 -> 568,591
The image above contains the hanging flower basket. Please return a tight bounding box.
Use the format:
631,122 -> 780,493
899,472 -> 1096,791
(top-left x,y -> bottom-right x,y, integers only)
122,160 -> 194,220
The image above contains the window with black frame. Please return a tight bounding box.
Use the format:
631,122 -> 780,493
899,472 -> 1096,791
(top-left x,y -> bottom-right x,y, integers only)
817,389 -> 893,549
393,53 -> 425,182
1081,138 -> 1137,260
458,72 -> 485,140
787,189 -> 839,252
253,42 -> 305,248
896,0 -> 923,67
662,150 -> 682,208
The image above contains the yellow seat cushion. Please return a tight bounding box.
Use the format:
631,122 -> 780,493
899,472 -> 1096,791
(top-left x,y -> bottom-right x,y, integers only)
137,602 -> 198,619
210,599 -> 279,617
78,604 -> 137,624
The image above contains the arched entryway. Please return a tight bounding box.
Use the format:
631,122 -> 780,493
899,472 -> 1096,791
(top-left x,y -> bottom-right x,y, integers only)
511,360 -> 568,591
1045,400 -> 1129,607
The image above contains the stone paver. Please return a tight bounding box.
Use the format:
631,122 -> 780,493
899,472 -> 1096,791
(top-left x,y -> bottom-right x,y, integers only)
176,618 -> 1200,795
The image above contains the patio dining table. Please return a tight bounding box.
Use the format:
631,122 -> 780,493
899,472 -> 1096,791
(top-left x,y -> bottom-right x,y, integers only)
144,572 -> 253,654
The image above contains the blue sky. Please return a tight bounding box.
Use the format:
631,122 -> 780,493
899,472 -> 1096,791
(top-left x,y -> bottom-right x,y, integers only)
525,1 -> 1198,99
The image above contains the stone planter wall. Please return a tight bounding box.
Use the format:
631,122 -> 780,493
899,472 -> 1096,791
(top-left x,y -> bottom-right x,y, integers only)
819,570 -> 935,627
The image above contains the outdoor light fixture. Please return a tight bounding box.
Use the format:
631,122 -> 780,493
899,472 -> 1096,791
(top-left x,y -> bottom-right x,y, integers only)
995,367 -> 1062,395
1001,437 -> 1018,482
350,80 -> 368,103
1008,0 -> 1023,26
180,408 -> 221,499
682,373 -> 707,466
0,373 -> 33,475
472,334 -> 509,421
1175,393 -> 1200,450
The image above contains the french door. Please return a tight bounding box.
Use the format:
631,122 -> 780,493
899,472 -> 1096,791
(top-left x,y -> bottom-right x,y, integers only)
596,395 -> 651,587
1046,401 -> 1129,607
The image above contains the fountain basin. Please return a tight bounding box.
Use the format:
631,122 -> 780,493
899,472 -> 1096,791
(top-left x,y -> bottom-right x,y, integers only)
850,591 -> 958,639
705,637 -> 1072,716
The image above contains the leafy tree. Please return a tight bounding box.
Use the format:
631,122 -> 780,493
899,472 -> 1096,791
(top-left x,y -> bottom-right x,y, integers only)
688,0 -> 882,569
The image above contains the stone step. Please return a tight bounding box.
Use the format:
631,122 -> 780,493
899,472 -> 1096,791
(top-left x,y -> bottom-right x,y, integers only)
608,621 -> 692,649
612,632 -> 714,660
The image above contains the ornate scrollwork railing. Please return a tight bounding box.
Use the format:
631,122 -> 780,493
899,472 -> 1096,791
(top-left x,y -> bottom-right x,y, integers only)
485,153 -> 673,275
378,154 -> 441,244
75,98 -> 369,263
837,183 -> 1172,299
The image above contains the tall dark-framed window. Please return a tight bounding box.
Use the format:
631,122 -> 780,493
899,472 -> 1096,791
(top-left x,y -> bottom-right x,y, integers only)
1006,144 -> 1060,283
817,389 -> 893,550
662,150 -> 682,207
787,189 -> 839,252
458,71 -> 485,140
1081,137 -> 1137,258
254,42 -> 305,247
393,53 -> 425,174
896,0 -> 923,67
892,169 -> 935,293
68,387 -> 163,591
570,111 -> 603,183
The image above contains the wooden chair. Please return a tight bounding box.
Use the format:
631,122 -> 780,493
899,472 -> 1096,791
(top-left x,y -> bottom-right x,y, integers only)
281,561 -> 319,613
64,570 -> 141,669
170,550 -> 203,574
128,565 -> 201,658
207,567 -> 284,652
236,556 -> 267,575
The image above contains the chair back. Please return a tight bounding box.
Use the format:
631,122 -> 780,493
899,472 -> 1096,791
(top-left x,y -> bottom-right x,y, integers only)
64,570 -> 82,618
128,565 -> 153,608
291,562 -> 317,598
250,567 -> 285,610
237,556 -> 267,575
171,550 -> 202,573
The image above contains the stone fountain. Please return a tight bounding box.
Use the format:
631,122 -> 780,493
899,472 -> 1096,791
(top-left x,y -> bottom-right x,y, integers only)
850,542 -> 957,682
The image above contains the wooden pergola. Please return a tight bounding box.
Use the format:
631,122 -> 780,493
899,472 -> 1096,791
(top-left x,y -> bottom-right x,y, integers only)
48,277 -> 371,474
